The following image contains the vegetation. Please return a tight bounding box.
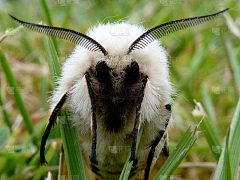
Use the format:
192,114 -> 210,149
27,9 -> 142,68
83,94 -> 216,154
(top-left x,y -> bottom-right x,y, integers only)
0,0 -> 239,179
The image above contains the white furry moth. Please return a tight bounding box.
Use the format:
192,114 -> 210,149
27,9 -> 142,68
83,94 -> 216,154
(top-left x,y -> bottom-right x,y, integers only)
10,8 -> 229,180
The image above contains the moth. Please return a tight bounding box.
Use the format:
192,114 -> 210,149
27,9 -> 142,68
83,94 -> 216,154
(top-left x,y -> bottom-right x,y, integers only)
10,8 -> 229,180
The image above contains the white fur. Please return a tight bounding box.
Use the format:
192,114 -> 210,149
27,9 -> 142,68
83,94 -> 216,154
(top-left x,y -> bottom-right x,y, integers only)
51,22 -> 173,179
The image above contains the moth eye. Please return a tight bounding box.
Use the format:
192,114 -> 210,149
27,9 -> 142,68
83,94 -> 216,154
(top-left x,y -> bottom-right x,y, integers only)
95,61 -> 111,83
125,61 -> 140,85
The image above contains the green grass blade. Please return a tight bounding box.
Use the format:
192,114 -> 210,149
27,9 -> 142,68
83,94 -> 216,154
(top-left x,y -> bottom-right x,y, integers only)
197,117 -> 221,161
229,98 -> 240,179
152,125 -> 200,180
225,41 -> 240,95
62,6 -> 72,28
47,37 -> 61,79
43,36 -> 87,180
201,85 -> 218,134
40,0 -> 53,27
213,98 -> 240,180
0,48 -> 34,135
43,36 -> 61,90
39,76 -> 48,111
40,0 -> 59,54
192,101 -> 221,161
213,128 -> 232,180
0,93 -> 12,131
220,128 -> 231,180
59,112 -> 87,179
119,124 -> 144,180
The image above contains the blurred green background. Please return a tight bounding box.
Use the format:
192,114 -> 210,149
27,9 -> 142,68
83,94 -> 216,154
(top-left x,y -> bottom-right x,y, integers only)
0,0 -> 239,179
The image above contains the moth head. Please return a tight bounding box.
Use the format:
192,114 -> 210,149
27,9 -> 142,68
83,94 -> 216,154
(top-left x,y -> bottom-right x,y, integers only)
86,24 -> 144,94
9,8 -> 229,75
93,58 -> 140,95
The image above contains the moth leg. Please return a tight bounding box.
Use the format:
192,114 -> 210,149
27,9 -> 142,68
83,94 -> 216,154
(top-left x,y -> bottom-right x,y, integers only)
85,72 -> 98,164
40,90 -> 70,165
129,76 -> 148,162
143,104 -> 171,180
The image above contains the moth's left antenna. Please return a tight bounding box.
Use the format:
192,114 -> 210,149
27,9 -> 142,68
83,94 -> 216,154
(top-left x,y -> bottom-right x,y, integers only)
9,14 -> 108,56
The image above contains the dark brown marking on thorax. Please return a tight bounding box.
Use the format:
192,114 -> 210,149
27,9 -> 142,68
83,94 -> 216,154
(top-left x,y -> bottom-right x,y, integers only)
91,76 -> 142,132
88,60 -> 144,132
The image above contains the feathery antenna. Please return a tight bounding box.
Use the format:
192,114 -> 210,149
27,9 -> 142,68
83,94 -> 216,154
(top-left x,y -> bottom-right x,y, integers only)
128,8 -> 229,53
9,15 -> 108,56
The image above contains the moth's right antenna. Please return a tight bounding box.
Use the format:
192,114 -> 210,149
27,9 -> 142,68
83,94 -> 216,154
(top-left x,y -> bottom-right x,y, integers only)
128,8 -> 229,54
9,15 -> 108,56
